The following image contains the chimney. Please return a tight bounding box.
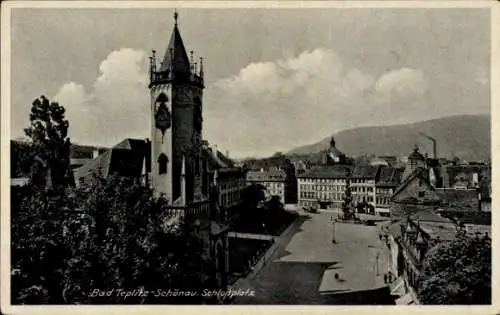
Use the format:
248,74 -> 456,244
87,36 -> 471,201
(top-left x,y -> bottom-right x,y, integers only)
226,150 -> 229,158
213,144 -> 218,154
93,149 -> 99,159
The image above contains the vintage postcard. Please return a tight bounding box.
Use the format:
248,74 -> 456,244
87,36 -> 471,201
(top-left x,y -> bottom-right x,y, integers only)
1,1 -> 498,315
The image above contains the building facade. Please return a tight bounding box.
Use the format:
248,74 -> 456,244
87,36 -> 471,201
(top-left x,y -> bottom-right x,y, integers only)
297,165 -> 352,209
350,165 -> 381,211
247,169 -> 286,202
375,166 -> 404,216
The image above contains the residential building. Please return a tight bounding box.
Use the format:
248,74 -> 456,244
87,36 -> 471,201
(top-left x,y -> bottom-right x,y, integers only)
297,165 -> 352,209
350,165 -> 381,211
387,209 -> 458,305
247,169 -> 286,202
203,142 -> 247,222
375,166 -> 404,216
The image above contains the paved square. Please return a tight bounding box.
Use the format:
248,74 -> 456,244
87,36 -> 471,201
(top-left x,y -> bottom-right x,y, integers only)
231,211 -> 391,304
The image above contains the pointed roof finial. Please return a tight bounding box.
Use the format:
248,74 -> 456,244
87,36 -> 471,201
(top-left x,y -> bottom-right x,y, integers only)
174,9 -> 178,25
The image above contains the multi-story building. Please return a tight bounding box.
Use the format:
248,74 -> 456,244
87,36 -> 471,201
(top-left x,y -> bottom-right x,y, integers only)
203,142 -> 247,222
386,209 -> 457,305
297,165 -> 352,209
246,169 -> 286,202
375,166 -> 404,216
350,165 -> 381,211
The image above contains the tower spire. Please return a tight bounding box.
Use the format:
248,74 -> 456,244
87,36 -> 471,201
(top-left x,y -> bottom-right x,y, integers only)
159,9 -> 191,75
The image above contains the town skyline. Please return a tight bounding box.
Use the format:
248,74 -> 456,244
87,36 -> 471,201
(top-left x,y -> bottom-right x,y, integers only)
10,8 -> 490,158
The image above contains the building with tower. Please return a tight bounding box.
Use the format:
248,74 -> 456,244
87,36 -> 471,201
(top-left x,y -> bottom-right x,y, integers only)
322,136 -> 349,165
74,12 -> 241,297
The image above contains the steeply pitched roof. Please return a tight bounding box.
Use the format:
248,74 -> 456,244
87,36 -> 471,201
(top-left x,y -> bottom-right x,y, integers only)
392,167 -> 430,197
203,146 -> 236,169
407,209 -> 457,241
160,22 -> 191,75
297,165 -> 352,179
351,165 -> 381,179
74,138 -> 150,181
376,166 -> 404,187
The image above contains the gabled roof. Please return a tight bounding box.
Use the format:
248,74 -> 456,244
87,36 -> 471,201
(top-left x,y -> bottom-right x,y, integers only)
376,166 -> 404,187
202,146 -> 237,170
392,167 -> 430,197
74,138 -> 150,181
351,165 -> 381,179
297,165 -> 352,179
160,21 -> 191,75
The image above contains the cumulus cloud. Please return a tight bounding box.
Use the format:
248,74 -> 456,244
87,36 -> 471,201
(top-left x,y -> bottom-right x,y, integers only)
205,48 -> 429,157
54,48 -> 150,146
55,47 -> 430,158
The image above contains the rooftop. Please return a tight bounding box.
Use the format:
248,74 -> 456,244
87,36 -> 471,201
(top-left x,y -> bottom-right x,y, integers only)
247,169 -> 286,182
351,165 -> 381,179
297,165 -> 353,179
435,188 -> 479,212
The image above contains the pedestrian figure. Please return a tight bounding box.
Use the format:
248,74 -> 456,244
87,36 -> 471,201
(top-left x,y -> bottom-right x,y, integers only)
384,274 -> 388,284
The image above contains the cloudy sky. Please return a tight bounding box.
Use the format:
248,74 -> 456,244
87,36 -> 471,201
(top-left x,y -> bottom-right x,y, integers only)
10,8 -> 490,158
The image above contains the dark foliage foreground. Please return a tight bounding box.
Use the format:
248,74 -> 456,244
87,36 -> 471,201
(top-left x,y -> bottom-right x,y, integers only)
417,231 -> 491,305
11,176 -> 212,304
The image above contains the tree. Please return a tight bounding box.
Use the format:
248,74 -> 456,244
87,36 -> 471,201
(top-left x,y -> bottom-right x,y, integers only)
59,174 -> 210,304
243,183 -> 266,208
417,232 -> 491,305
264,195 -> 284,211
12,174 -> 211,304
23,95 -> 73,190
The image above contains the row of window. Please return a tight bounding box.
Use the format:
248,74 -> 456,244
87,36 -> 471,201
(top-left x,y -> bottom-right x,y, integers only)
351,179 -> 375,184
299,192 -> 345,200
351,186 -> 374,193
376,188 -> 394,194
353,196 -> 374,203
376,197 -> 392,205
298,179 -> 345,184
265,182 -> 284,189
299,184 -> 345,192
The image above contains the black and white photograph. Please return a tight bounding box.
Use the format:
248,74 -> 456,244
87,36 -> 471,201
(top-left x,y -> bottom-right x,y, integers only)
1,1 -> 497,312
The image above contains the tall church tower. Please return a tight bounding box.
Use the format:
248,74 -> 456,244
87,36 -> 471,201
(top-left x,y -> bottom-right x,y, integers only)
148,11 -> 205,202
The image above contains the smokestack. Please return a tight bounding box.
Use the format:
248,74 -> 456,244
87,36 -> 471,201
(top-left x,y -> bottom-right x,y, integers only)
226,150 -> 229,158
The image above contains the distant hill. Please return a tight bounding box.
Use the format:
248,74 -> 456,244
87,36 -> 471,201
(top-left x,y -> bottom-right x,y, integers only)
287,115 -> 491,162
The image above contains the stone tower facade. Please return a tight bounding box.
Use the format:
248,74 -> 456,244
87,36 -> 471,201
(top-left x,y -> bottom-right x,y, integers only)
148,12 -> 205,203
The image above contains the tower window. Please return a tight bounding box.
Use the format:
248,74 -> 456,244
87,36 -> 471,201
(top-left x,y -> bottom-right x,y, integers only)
158,153 -> 168,175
